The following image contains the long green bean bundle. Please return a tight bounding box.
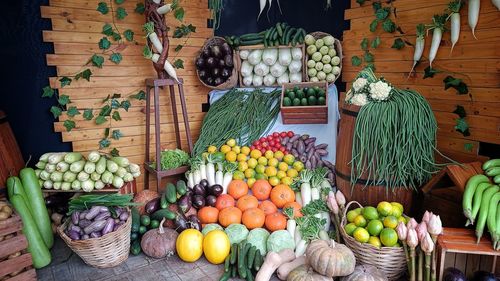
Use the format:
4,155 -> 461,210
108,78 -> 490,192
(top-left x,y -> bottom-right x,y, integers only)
193,88 -> 281,156
350,72 -> 447,191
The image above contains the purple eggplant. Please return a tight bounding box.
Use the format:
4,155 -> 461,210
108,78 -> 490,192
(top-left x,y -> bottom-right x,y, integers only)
68,224 -> 82,234
193,184 -> 206,196
145,197 -> 161,214
305,160 -> 312,170
316,149 -> 328,156
315,143 -> 328,150
297,140 -> 305,154
94,211 -> 111,221
305,142 -> 315,153
113,222 -> 124,231
207,184 -> 223,196
299,155 -> 307,163
175,213 -> 189,233
192,195 -> 205,209
90,232 -> 102,239
67,230 -> 81,240
119,211 -> 129,221
84,220 -> 107,234
178,195 -> 192,213
79,210 -> 88,220
187,215 -> 202,231
81,234 -> 90,240
200,179 -> 209,188
71,211 -> 80,225
323,160 -> 335,170
102,218 -> 115,235
205,195 -> 217,207
307,149 -> 315,161
288,135 -> 300,143
285,142 -> 293,151
85,206 -> 102,220
304,137 -> 316,145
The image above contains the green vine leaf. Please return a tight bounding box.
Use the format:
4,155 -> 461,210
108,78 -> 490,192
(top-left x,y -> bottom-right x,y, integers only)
91,54 -> 105,68
351,56 -> 362,66
112,129 -> 123,140
59,77 -> 72,87
369,19 -> 379,32
99,105 -> 112,116
173,24 -> 196,38
111,99 -> 121,109
356,0 -> 366,5
58,95 -> 71,106
382,19 -> 396,33
134,3 -> 145,14
423,67 -> 441,79
452,105 -> 466,118
375,7 -> 390,20
464,143 -> 474,152
372,2 -> 382,11
444,76 -> 469,95
174,45 -> 183,52
112,111 -> 122,121
173,59 -> 184,69
371,36 -> 381,49
96,2 -> 109,14
366,63 -> 376,71
120,100 -> 131,111
95,116 -> 107,125
99,138 -> 111,148
174,7 -> 185,21
63,120 -> 76,132
116,7 -> 128,20
364,51 -> 374,63
391,38 -> 405,50
50,106 -> 62,118
111,32 -> 121,41
110,148 -> 120,157
360,38 -> 369,51
455,118 -> 470,136
75,69 -> 92,81
130,90 -> 146,100
115,0 -> 124,4
109,53 -> 123,64
42,86 -> 55,98
67,106 -> 81,117
83,109 -> 94,120
124,29 -> 134,41
102,24 -> 114,36
99,37 -> 111,50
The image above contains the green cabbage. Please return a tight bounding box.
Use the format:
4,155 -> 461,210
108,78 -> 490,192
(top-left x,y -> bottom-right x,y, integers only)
202,224 -> 224,236
267,230 -> 295,253
246,228 -> 270,255
224,224 -> 249,244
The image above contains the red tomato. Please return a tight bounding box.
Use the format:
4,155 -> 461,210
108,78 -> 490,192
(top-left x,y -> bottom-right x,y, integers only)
274,137 -> 281,143
259,137 -> 266,143
267,136 -> 273,141
250,145 -> 255,150
253,140 -> 260,146
275,143 -> 281,149
279,147 -> 286,152
287,131 -> 294,137
256,145 -> 262,150
271,147 -> 278,152
261,142 -> 268,148
269,140 -> 276,147
272,132 -> 279,138
260,148 -> 266,155
280,132 -> 287,138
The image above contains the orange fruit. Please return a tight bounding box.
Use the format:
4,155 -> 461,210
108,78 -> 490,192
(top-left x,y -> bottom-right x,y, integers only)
236,195 -> 259,212
265,212 -> 287,232
198,206 -> 219,224
258,200 -> 278,215
218,207 -> 242,227
242,208 -> 265,229
227,180 -> 249,200
283,201 -> 303,218
251,180 -> 272,200
215,194 -> 235,210
270,184 -> 295,208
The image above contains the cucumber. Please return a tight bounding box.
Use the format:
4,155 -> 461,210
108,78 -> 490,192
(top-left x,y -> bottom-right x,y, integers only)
483,159 -> 500,171
165,183 -> 177,204
160,192 -> 169,209
139,225 -> 147,234
247,246 -> 256,269
151,209 -> 176,221
264,28 -> 272,41
272,29 -> 278,40
176,180 -> 187,196
253,250 -> 263,271
291,30 -> 302,47
245,268 -> 254,281
495,175 -> 500,184
20,168 -> 54,249
130,239 -> 141,255
240,39 -> 264,46
230,243 -> 238,264
10,194 -> 52,268
140,215 -> 151,226
284,28 -> 296,46
240,33 -> 262,41
276,23 -> 283,38
238,242 -> 250,278
486,167 -> 500,177
231,265 -> 237,278
224,255 -> 231,272
131,207 -> 140,232
219,270 -> 231,281
130,232 -> 139,241
224,36 -> 233,46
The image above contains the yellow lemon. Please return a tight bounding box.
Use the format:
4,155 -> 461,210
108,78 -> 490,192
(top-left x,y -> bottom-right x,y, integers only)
368,236 -> 382,248
207,145 -> 217,153
353,215 -> 367,227
268,158 -> 279,167
278,162 -> 289,171
391,207 -> 403,218
220,145 -> 231,154
247,178 -> 256,188
380,228 -> 398,247
255,173 -> 267,180
268,176 -> 280,186
247,158 -> 258,169
237,153 -> 247,162
226,139 -> 236,147
203,230 -> 230,264
244,168 -> 255,179
225,151 -> 237,162
383,216 -> 399,229
232,146 -> 241,154
274,151 -> 284,160
391,202 -> 404,213
377,201 -> 393,216
258,156 -> 268,166
353,227 -> 370,243
241,146 -> 250,155
264,150 -> 274,159
238,161 -> 248,172
265,166 -> 277,177
344,223 -> 357,236
232,171 -> 244,180
283,154 -> 295,165
347,210 -> 360,223
286,168 -> 298,178
276,170 -> 287,179
176,229 -> 204,262
250,149 -> 262,159
293,161 -> 305,172
255,164 -> 266,174
281,177 -> 293,186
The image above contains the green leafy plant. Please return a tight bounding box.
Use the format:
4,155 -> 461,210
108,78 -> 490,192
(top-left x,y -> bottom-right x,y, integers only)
453,105 -> 470,137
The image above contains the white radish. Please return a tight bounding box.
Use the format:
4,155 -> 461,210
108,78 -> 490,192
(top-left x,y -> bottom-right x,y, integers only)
448,1 -> 463,55
322,212 -> 331,231
295,192 -> 302,206
409,24 -> 425,76
427,14 -> 447,68
294,240 -> 308,257
300,170 -> 313,206
468,0 -> 480,39
186,171 -> 194,188
193,169 -> 201,185
222,162 -> 236,193
199,157 -> 207,181
206,156 -> 216,187
151,0 -> 161,4
294,227 -> 302,246
143,22 -> 163,53
311,187 -> 320,201
287,219 -> 296,240
215,162 -> 224,186
257,0 -> 266,20
493,0 -> 500,10
156,4 -> 171,14
148,49 -> 180,82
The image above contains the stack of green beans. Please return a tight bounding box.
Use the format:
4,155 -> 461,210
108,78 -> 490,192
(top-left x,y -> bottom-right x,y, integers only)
193,89 -> 281,156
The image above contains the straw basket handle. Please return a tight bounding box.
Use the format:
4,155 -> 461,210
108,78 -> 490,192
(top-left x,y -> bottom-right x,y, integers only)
340,201 -> 363,227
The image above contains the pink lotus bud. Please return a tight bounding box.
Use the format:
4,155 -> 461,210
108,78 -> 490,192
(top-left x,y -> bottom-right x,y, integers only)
407,218 -> 418,229
335,190 -> 346,206
421,232 -> 435,254
416,222 -> 428,242
396,221 -> 408,241
422,211 -> 433,224
406,228 -> 418,248
327,191 -> 339,214
427,214 -> 443,236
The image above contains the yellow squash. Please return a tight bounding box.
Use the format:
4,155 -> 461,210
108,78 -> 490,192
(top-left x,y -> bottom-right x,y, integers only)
176,229 -> 203,262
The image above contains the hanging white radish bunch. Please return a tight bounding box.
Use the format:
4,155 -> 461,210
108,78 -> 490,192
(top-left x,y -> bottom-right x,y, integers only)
143,22 -> 163,53
427,14 -> 448,68
257,0 -> 283,20
143,46 -> 179,82
408,24 -> 426,76
468,0 -> 480,39
447,0 -> 463,55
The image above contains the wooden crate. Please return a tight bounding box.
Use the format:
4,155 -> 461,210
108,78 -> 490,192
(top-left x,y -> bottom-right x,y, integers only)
280,81 -> 328,124
0,214 -> 36,281
236,44 -> 306,87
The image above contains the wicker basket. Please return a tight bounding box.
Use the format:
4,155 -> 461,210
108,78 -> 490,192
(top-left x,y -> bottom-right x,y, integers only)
57,211 -> 131,268
305,31 -> 343,85
340,201 -> 407,281
196,36 -> 238,90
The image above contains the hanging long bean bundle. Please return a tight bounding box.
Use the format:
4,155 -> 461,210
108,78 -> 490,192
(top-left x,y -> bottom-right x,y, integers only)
193,88 -> 281,156
350,72 -> 448,191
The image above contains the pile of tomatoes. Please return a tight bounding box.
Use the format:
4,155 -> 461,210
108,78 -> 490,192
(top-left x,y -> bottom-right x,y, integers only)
250,131 -> 295,155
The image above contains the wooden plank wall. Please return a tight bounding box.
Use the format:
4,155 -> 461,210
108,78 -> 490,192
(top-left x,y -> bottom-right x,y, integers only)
41,0 -> 212,192
342,0 -> 500,163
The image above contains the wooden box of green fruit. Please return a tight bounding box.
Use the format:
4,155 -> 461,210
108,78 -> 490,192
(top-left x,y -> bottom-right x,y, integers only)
280,82 -> 328,124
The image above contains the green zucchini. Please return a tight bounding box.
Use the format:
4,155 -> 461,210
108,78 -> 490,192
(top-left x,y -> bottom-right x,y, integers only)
6,176 -> 32,214
245,267 -> 254,281
219,270 -> 231,281
176,180 -> 187,196
240,39 -> 264,46
284,28 -> 296,46
231,265 -> 237,278
230,243 -> 238,264
224,255 -> 231,272
130,239 -> 141,255
131,207 -> 140,232
253,251 -> 263,271
151,209 -> 176,221
276,23 -> 283,38
238,242 -> 249,278
165,183 -> 177,204
20,168 -> 53,249
247,246 -> 256,269
10,194 -> 51,268
160,192 -> 169,209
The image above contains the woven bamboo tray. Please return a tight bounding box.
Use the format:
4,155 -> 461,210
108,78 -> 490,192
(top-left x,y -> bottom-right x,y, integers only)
57,210 -> 131,268
340,201 -> 407,281
305,31 -> 343,85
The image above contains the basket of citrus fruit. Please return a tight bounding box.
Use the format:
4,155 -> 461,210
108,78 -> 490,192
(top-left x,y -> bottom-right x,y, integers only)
340,201 -> 407,281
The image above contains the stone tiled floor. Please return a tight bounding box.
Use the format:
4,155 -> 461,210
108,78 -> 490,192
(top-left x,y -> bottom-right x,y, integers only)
36,237 -> 280,281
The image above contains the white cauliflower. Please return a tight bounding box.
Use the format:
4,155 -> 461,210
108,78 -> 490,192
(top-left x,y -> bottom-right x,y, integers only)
350,94 -> 368,106
369,80 -> 392,101
352,78 -> 368,92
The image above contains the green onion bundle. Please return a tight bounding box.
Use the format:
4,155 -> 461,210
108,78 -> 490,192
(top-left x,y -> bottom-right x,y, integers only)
350,72 -> 447,191
68,194 -> 136,214
193,88 -> 281,156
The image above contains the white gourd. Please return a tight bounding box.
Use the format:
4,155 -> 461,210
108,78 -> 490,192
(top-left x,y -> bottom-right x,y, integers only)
240,61 -> 254,77
289,73 -> 302,83
270,63 -> 286,77
262,48 -> 278,66
247,50 -> 263,65
243,74 -> 253,87
239,50 -> 250,60
278,48 -> 292,66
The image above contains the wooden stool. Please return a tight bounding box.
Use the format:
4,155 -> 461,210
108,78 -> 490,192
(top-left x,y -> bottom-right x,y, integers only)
437,227 -> 499,279
143,78 -> 193,191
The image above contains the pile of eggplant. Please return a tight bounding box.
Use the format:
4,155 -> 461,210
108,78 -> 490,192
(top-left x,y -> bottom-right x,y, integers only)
195,40 -> 234,87
65,206 -> 129,240
189,179 -> 223,209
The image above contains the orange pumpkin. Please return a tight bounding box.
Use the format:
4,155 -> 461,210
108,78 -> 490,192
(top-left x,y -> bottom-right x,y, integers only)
198,206 -> 219,224
236,195 -> 259,212
270,184 -> 295,208
283,202 -> 303,218
265,212 -> 287,232
228,180 -> 249,200
215,194 -> 236,210
258,200 -> 278,215
251,180 -> 272,200
242,208 -> 265,229
218,206 -> 242,227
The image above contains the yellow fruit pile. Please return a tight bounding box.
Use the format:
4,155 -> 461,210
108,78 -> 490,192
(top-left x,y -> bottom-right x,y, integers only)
206,139 -> 303,187
344,201 -> 406,248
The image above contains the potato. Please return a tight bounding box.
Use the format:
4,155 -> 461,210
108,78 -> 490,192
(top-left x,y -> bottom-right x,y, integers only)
0,212 -> 9,220
1,205 -> 12,217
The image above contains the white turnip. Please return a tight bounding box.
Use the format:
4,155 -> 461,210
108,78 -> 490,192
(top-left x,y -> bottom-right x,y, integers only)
468,0 -> 480,39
